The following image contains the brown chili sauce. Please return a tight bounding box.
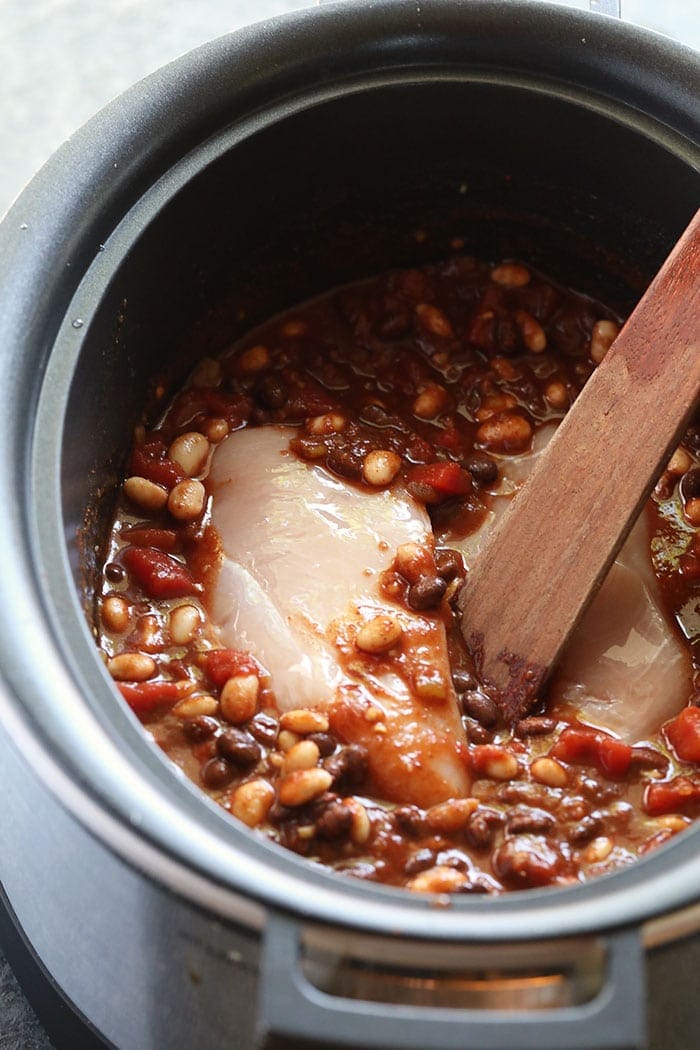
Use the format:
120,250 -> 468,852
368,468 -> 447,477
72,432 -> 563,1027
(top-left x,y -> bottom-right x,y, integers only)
96,253 -> 700,893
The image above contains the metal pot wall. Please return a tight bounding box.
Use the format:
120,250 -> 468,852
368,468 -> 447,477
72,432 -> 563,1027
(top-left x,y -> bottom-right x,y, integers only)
0,2 -> 698,1047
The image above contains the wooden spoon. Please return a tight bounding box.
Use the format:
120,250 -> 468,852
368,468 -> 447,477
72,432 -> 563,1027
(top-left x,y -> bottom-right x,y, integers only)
458,209 -> 700,723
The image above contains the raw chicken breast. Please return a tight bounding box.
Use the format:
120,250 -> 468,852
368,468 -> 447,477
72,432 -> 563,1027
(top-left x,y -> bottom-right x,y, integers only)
452,426 -> 692,742
208,426 -> 469,806
551,514 -> 692,741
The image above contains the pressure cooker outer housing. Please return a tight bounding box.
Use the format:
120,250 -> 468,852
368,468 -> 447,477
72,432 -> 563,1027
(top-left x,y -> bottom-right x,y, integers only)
0,2 -> 699,1047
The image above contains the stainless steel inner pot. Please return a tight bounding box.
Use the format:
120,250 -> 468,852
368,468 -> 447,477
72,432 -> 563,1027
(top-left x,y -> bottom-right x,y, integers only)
0,2 -> 698,1047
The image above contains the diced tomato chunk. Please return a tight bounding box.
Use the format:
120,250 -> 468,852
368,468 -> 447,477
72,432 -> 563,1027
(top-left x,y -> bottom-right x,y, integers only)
118,680 -> 184,713
204,648 -> 261,687
644,776 -> 700,816
168,389 -> 252,428
470,744 -> 517,779
466,312 -> 496,351
129,441 -> 185,489
122,546 -> 198,598
407,461 -> 472,497
552,725 -> 632,778
201,390 -> 253,423
433,426 -> 463,452
120,526 -> 180,552
597,735 -> 634,778
665,707 -> 700,764
286,387 -> 339,419
678,552 -> 700,580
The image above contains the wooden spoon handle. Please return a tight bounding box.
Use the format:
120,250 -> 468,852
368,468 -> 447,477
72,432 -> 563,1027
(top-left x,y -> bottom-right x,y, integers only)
458,208 -> 700,723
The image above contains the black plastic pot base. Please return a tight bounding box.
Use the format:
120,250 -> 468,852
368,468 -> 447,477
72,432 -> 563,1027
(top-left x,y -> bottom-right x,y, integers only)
0,882 -> 111,1050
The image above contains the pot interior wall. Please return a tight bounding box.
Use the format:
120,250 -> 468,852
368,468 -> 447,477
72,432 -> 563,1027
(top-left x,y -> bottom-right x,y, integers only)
62,78 -> 699,604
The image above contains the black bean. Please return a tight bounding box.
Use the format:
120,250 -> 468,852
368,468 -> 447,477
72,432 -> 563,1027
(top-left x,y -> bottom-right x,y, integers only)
407,574 -> 447,610
217,728 -> 262,767
465,720 -> 493,745
434,547 -> 465,581
515,716 -> 556,737
105,562 -> 125,583
248,712 -> 278,746
457,875 -> 499,894
403,848 -> 437,875
451,668 -> 477,693
628,746 -> 669,773
552,303 -> 598,356
299,794 -> 335,825
324,745 -> 369,791
256,375 -> 287,409
685,425 -> 700,457
557,796 -> 588,822
376,308 -> 411,341
267,801 -> 291,826
251,407 -> 271,426
496,316 -> 520,355
201,758 -> 232,789
567,815 -> 604,844
361,403 -> 392,426
279,823 -> 312,855
465,808 -> 503,850
326,447 -> 363,480
680,467 -> 700,503
505,805 -> 556,835
307,732 -> 336,758
518,281 -> 561,323
435,849 -> 471,873
393,805 -> 426,837
573,360 -> 593,383
511,377 -> 539,405
492,835 -> 562,888
316,801 -> 353,840
498,782 -> 555,807
579,777 -> 621,804
406,480 -> 439,504
183,715 -> 219,742
462,691 -> 499,727
463,452 -> 498,485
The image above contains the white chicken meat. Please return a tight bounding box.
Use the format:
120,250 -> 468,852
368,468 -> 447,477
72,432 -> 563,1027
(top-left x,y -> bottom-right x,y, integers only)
208,425 -> 469,806
450,425 -> 692,742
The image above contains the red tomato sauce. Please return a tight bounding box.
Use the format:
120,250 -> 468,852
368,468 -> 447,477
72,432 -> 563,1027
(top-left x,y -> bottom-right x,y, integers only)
95,252 -> 700,893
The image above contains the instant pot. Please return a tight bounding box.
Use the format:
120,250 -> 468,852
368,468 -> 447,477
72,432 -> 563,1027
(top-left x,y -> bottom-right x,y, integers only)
0,2 -> 698,1047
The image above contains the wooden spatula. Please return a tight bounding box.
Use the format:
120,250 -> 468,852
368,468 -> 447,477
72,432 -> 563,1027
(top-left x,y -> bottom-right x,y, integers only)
458,209 -> 700,724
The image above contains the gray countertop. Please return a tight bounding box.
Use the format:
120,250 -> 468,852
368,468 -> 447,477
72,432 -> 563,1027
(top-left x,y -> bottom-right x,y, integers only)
0,963 -> 53,1050
0,0 -> 697,1046
1,0 -> 698,218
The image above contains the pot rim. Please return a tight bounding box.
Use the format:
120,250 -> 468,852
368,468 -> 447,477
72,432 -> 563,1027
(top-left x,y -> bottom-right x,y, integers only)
1,0 -> 699,943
